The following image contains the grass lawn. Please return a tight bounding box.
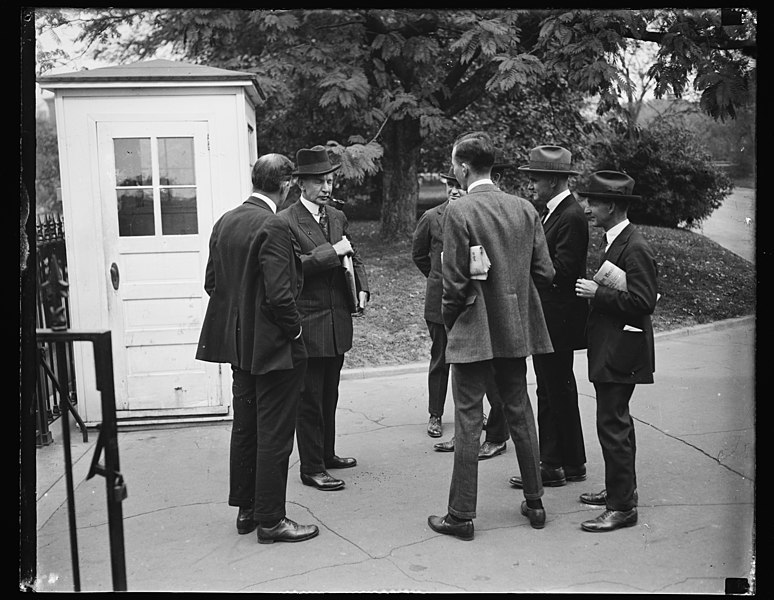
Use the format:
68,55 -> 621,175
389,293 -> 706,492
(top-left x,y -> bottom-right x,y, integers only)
343,218 -> 756,370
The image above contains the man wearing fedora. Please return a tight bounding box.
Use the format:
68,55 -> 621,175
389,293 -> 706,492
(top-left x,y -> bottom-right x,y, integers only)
278,146 -> 370,492
509,145 -> 590,491
196,154 -> 319,544
427,132 -> 555,540
412,166 -> 509,460
575,170 -> 658,532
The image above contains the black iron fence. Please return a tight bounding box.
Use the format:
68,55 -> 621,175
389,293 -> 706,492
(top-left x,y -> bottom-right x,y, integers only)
36,214 -> 83,446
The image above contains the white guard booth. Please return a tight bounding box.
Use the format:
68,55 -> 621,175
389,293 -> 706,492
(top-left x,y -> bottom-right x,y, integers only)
38,59 -> 264,427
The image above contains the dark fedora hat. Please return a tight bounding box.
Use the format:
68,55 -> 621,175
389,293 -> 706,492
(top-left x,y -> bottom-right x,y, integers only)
439,167 -> 460,185
293,147 -> 341,176
518,145 -> 579,175
577,170 -> 642,202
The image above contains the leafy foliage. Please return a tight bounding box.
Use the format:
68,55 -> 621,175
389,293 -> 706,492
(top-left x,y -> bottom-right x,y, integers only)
35,8 -> 756,238
35,120 -> 62,216
583,119 -> 733,228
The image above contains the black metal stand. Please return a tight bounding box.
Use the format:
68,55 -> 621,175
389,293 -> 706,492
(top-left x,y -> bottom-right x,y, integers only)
36,330 -> 128,592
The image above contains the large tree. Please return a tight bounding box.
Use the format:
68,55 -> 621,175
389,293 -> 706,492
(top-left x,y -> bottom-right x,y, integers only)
36,8 -> 756,239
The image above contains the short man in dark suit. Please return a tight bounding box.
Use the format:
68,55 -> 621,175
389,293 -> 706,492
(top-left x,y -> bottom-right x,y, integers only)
428,131 -> 556,540
279,147 -> 370,492
196,154 -> 318,544
412,167 -> 509,460
575,170 -> 658,532
509,145 -> 589,490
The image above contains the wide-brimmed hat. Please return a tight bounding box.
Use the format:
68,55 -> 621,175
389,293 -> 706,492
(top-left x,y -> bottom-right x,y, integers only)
293,147 -> 341,176
577,170 -> 642,202
439,168 -> 460,185
518,145 -> 579,175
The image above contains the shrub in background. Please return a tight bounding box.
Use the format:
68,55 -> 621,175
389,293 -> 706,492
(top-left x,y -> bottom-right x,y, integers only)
584,119 -> 733,228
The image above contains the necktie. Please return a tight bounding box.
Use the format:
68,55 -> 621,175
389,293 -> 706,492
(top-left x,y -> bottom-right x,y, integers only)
318,204 -> 330,242
540,207 -> 549,223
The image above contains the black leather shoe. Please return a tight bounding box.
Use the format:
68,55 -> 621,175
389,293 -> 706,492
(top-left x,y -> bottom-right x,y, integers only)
579,489 -> 638,506
325,455 -> 357,469
478,441 -> 506,460
257,517 -> 319,544
564,464 -> 587,482
520,501 -> 546,529
236,507 -> 257,535
509,465 -> 567,489
433,437 -> 455,452
427,415 -> 442,437
300,471 -> 345,491
427,514 -> 474,541
581,508 -> 638,532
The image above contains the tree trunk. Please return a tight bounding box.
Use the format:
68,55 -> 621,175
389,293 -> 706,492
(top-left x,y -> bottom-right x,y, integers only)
379,117 -> 421,240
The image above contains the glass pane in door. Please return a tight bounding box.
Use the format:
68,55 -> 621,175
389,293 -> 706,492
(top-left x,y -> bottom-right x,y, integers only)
159,138 -> 195,185
117,189 -> 155,236
114,138 -> 152,186
161,188 -> 198,234
159,137 -> 198,234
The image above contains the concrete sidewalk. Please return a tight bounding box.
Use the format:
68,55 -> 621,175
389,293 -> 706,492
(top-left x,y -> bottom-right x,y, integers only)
32,316 -> 755,593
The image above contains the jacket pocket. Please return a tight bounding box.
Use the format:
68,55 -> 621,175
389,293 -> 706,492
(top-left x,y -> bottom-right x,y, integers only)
606,329 -> 646,376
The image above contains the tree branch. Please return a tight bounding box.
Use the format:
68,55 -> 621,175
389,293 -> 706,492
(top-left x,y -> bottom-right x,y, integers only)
442,61 -> 499,116
637,29 -> 756,52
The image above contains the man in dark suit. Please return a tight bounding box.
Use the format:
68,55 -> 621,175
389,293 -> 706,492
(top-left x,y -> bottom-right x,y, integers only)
412,168 -> 509,460
509,145 -> 589,490
575,170 -> 658,532
196,154 -> 318,544
428,131 -> 556,540
279,147 -> 370,492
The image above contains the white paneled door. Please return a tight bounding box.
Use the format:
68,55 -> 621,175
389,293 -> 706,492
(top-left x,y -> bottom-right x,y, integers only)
97,121 -> 225,416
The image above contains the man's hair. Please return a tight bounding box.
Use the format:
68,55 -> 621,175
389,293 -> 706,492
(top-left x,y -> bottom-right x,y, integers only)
251,154 -> 294,193
452,131 -> 496,172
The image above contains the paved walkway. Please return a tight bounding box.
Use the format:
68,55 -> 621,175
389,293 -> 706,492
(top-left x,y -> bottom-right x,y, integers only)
31,187 -> 756,593
33,317 -> 755,593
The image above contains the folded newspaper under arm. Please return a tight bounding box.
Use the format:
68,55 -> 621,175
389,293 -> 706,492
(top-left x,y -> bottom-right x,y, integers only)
470,245 -> 491,280
593,260 -> 627,291
342,255 -> 361,314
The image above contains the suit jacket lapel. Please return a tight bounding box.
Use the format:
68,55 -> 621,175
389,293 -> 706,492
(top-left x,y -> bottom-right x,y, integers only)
542,194 -> 573,233
293,201 -> 327,246
328,207 -> 343,242
605,224 -> 634,266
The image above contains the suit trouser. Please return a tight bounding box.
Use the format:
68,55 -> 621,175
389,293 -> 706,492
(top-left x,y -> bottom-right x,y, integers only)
426,320 -> 450,418
593,382 -> 638,511
448,358 -> 543,519
297,355 -> 346,473
228,359 -> 307,522
426,320 -> 509,443
533,349 -> 586,468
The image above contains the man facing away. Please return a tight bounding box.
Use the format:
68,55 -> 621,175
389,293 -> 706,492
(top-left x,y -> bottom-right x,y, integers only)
427,131 -> 556,540
575,170 -> 658,532
412,167 -> 509,460
279,146 -> 370,492
196,154 -> 318,544
509,145 -> 589,490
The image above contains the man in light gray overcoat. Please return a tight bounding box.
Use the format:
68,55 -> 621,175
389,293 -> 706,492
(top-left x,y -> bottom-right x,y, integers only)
428,131 -> 556,541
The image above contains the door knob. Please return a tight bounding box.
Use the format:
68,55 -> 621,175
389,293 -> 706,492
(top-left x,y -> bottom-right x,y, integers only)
110,262 -> 120,290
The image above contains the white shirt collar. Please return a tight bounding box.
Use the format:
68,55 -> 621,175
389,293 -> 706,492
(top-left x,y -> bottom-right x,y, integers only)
467,178 -> 494,192
300,196 -> 323,219
544,189 -> 572,219
251,192 -> 277,214
605,219 -> 630,250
